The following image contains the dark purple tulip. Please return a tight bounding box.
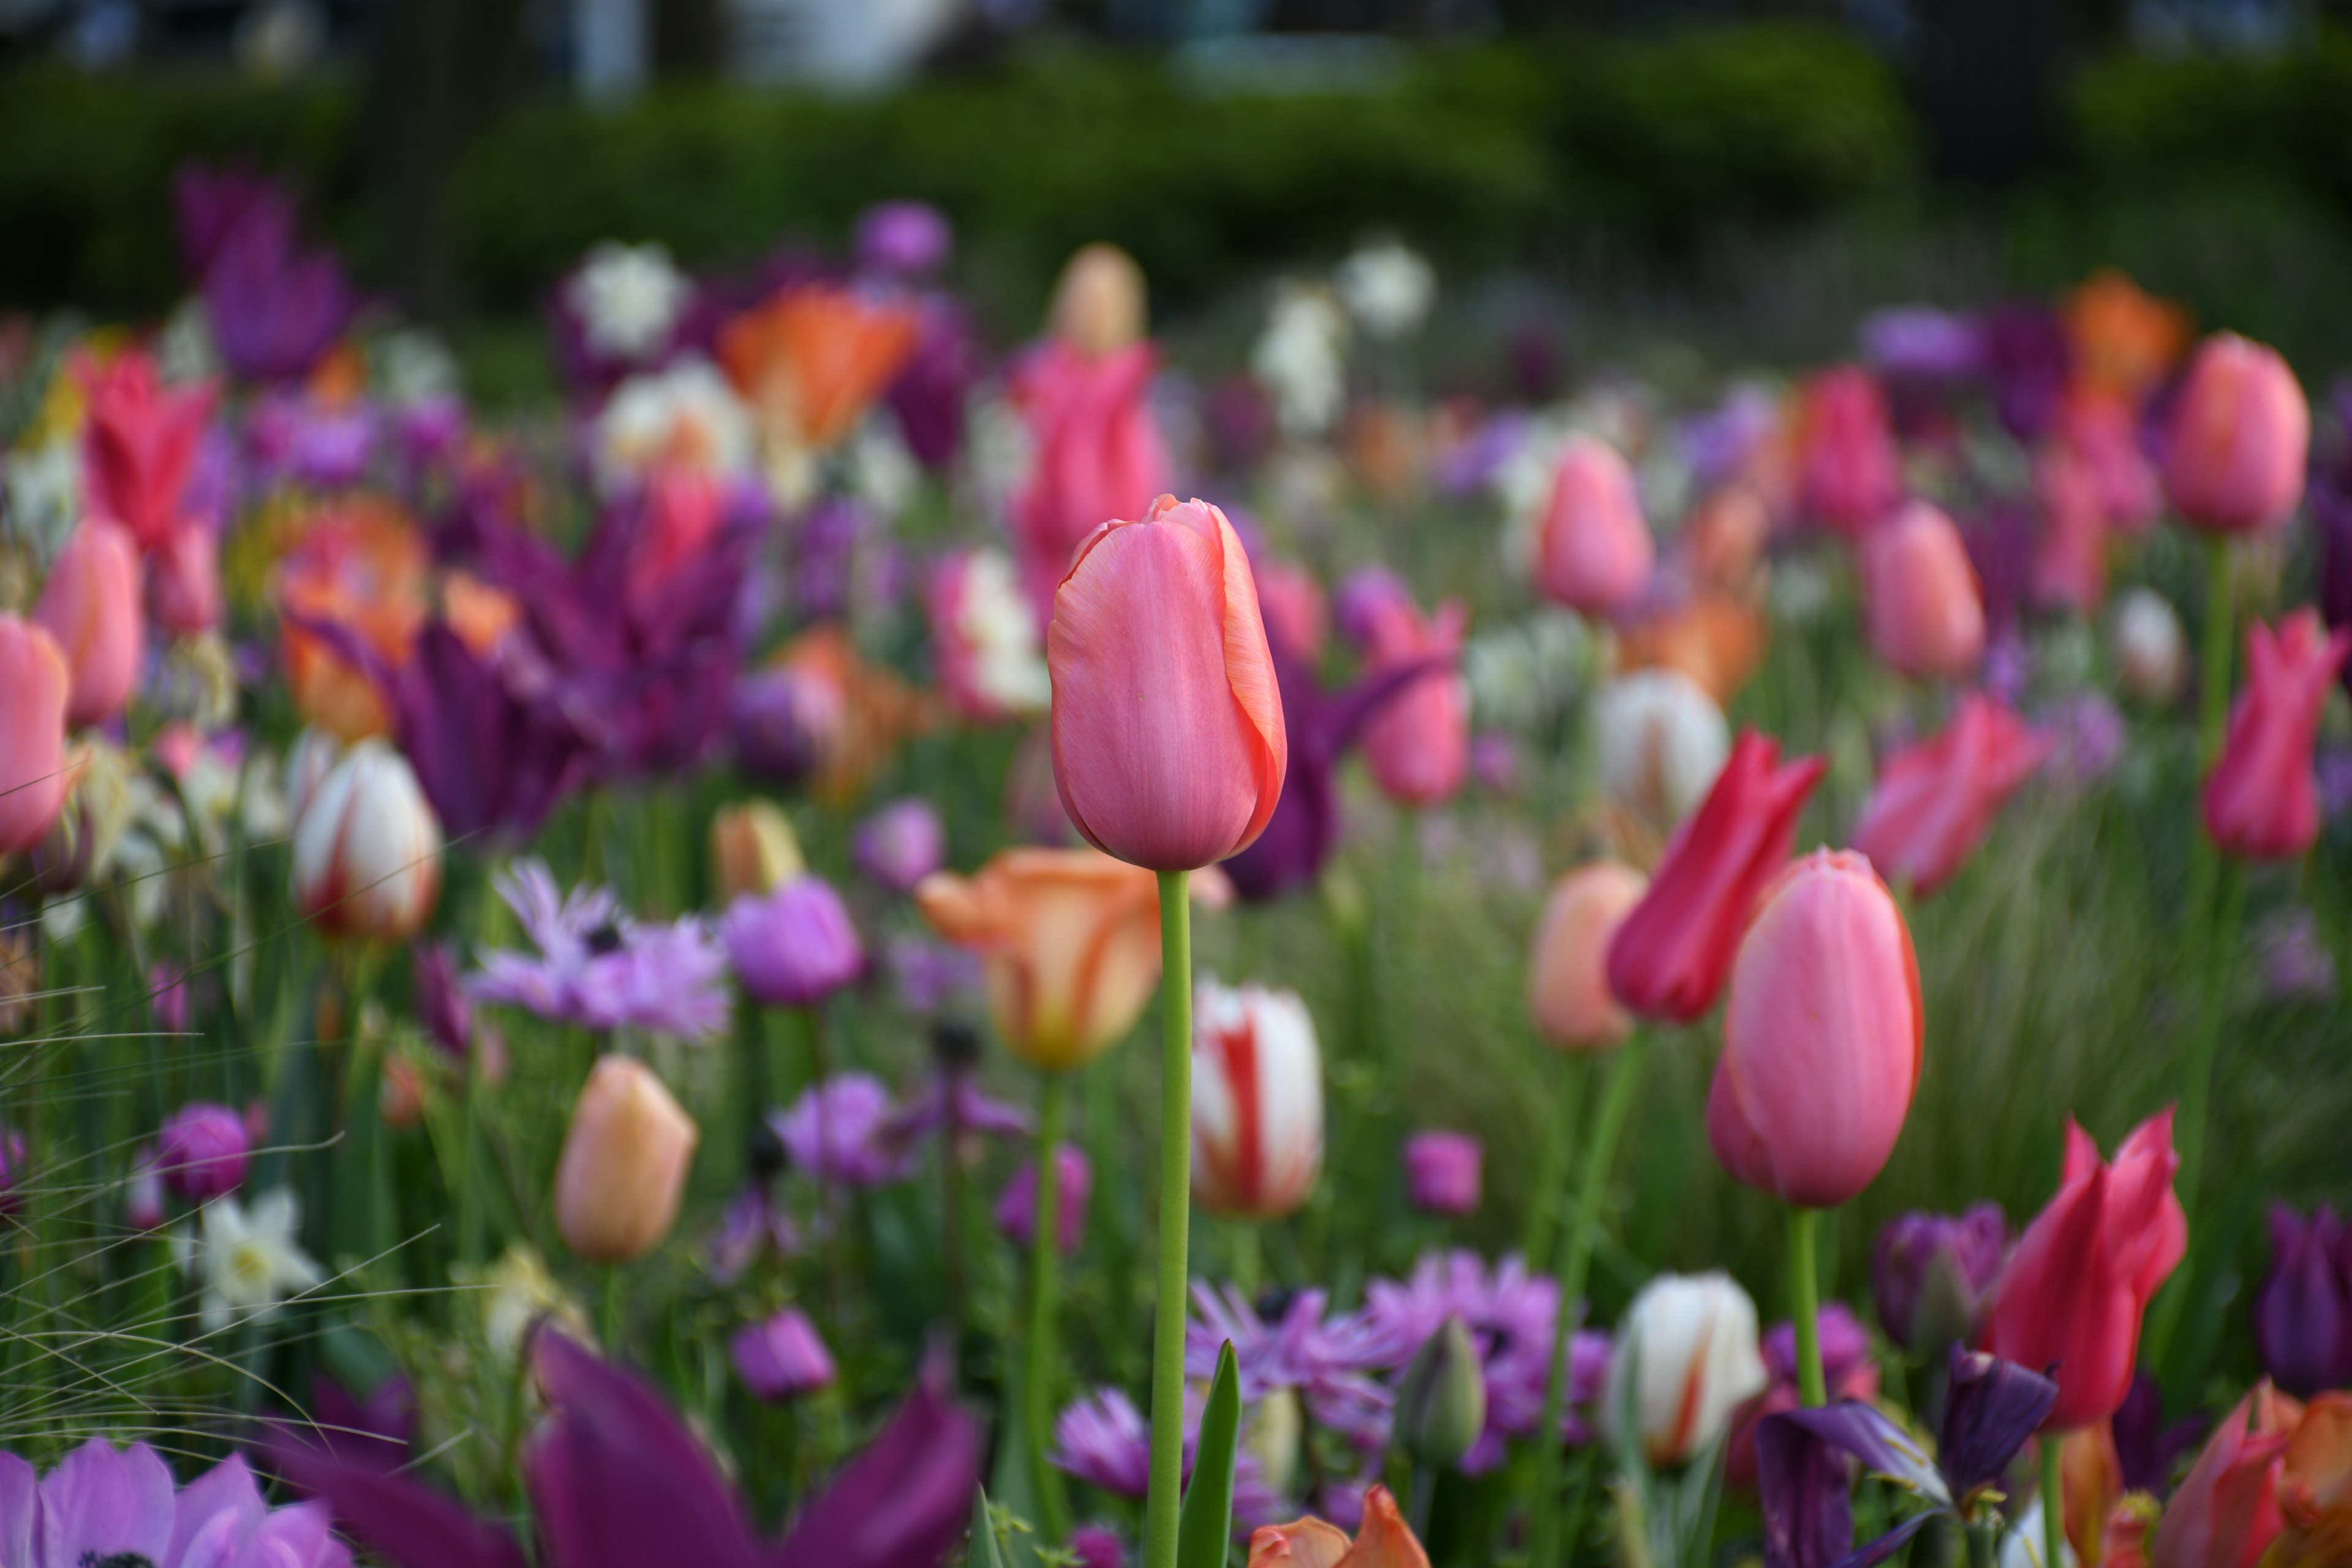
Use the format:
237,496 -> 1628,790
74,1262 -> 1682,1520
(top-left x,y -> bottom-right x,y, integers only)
772,1343 -> 981,1568
198,183 -> 357,385
1871,1203 -> 2007,1354
1981,303 -> 2072,444
283,1371 -> 414,1471
858,200 -> 953,278
2110,1371 -> 2208,1497
174,162 -> 280,281
157,1100 -> 249,1202
1755,1413 -> 1853,1568
1958,504 -> 2035,636
853,798 -> 947,894
731,668 -> 826,784
886,296 -> 984,469
412,942 -> 473,1061
2253,1202 -> 2352,1397
722,874 -> 865,1008
1936,1346 -> 2060,1496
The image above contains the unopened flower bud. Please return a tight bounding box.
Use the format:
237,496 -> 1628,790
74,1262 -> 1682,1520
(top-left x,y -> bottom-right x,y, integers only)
1395,1315 -> 1486,1471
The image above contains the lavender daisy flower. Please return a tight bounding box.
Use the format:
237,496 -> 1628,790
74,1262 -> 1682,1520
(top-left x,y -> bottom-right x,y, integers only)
0,1438 -> 352,1568
885,1021 -> 1032,1152
1186,1284 -> 1393,1449
470,859 -> 731,1041
2040,690 -> 2128,790
1052,1387 -> 1153,1497
2256,907 -> 2338,1004
706,1183 -> 802,1284
771,1074 -> 915,1186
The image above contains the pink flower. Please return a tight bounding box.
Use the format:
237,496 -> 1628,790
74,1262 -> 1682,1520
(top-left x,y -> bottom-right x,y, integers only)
1850,692 -> 2051,897
1355,587 -> 1468,810
1010,339 -> 1171,625
1860,502 -> 1986,682
78,348 -> 215,552
0,616 -> 73,858
36,518 -> 143,729
2203,610 -> 2352,861
1534,435 -> 1654,617
2163,332 -> 2309,535
1794,366 -> 1902,535
1402,1132 -> 1482,1216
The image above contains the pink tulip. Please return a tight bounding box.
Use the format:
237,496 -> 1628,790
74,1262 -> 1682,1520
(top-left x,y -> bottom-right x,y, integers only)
78,349 -> 215,552
0,617 -> 72,857
1850,692 -> 2051,897
1860,501 -> 1986,681
1535,436 -> 1654,617
1357,589 -> 1469,810
1795,366 -> 1902,536
1526,860 -> 1646,1050
2163,333 -> 2309,536
2203,609 -> 2352,861
1254,557 -> 1330,662
35,519 -> 144,729
553,1054 -> 699,1264
1048,495 -> 1287,872
148,521 -> 224,636
2034,444 -> 2109,615
1011,339 -> 1171,626
1707,849 -> 1921,1208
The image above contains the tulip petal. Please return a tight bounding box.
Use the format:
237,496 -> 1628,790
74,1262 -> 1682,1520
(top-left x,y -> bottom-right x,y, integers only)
1939,1349 -> 2059,1497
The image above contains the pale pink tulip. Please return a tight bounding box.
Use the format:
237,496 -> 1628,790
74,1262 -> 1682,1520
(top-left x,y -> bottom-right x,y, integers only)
1535,435 -> 1654,617
1860,501 -> 1985,681
36,519 -> 143,729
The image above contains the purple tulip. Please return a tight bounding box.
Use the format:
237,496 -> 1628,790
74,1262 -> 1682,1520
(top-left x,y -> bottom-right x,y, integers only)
853,799 -> 948,894
412,942 -> 473,1061
1763,1303 -> 1872,1393
1981,303 -> 2073,444
730,668 -> 826,785
2253,1202 -> 2352,1397
729,1308 -> 837,1400
885,296 -> 983,470
196,180 -> 356,385
2110,1371 -> 2208,1497
995,1145 -> 1091,1254
771,1074 -> 913,1187
149,960 -> 190,1036
857,201 -> 953,278
0,1439 -> 349,1568
281,1371 -> 415,1471
157,1100 -> 250,1203
1871,1203 -> 2007,1354
723,875 -> 865,1009
1402,1131 -> 1482,1216
174,162 -> 279,279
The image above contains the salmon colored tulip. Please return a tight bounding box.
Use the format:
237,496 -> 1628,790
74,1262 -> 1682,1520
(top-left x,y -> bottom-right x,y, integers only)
1192,979 -> 1323,1219
36,518 -> 143,729
552,1054 -> 700,1264
1535,435 -> 1655,617
1860,502 -> 1986,682
78,349 -> 215,552
1248,1483 -> 1430,1568
2149,1384 -> 2294,1568
1607,729 -> 1826,1023
1050,243 -> 1148,358
718,282 -> 920,450
1708,850 -> 1921,1207
1793,365 -> 1902,536
274,499 -> 430,742
2163,333 -> 2309,536
1355,588 -> 1469,810
0,617 -> 73,858
2062,269 -> 2190,403
2272,1392 -> 2352,1566
290,738 -> 443,942
148,521 -> 223,636
1009,339 -> 1171,625
1983,1110 -> 2187,1432
1850,692 -> 2052,898
1047,495 -> 1287,872
1526,861 -> 1647,1050
2202,611 -> 2352,861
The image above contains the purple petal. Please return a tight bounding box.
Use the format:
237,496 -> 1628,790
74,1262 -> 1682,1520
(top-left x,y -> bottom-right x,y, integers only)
37,1439 -> 175,1566
1780,1403 -> 1947,1506
775,1349 -> 981,1568
267,1436 -> 527,1568
1937,1348 -> 2057,1498
1757,1414 -> 1854,1568
1831,1513 -> 1939,1568
167,1452 -> 268,1566
0,1454 -> 33,1568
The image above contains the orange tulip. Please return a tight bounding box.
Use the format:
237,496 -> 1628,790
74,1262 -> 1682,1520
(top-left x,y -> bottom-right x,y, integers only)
2062,269 -> 2191,404
773,625 -> 936,804
2273,1393 -> 2352,1567
1526,861 -> 1646,1050
720,282 -> 919,449
274,499 -> 429,741
1248,1484 -> 1430,1568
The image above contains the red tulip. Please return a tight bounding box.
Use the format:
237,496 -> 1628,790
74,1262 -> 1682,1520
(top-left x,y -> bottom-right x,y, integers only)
1850,692 -> 2051,897
1983,1110 -> 2187,1432
1708,850 -> 1921,1207
78,349 -> 215,552
1048,495 -> 1287,872
2150,1384 -> 2294,1568
1357,589 -> 1469,810
1794,365 -> 1902,536
0,617 -> 73,857
1535,435 -> 1654,617
1860,502 -> 1985,682
1606,729 -> 1826,1022
1011,339 -> 1171,626
36,518 -> 144,729
2163,333 -> 2309,536
2203,610 -> 2352,861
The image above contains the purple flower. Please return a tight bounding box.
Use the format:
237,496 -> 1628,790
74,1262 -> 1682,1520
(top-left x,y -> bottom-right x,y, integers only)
470,859 -> 731,1041
2111,1371 -> 2207,1497
2319,747 -> 2352,821
1860,306 -> 1985,386
884,1027 -> 1033,1151
246,393 -> 379,490
729,1308 -> 837,1400
794,497 -> 868,623
1069,1525 -> 1127,1568
1333,567 -> 1412,651
157,1100 -> 251,1203
886,296 -> 983,470
1762,1303 -> 1873,1392
995,1145 -> 1091,1254
195,180 -> 356,385
1401,1131 -> 1482,1216
772,1074 -> 913,1186
857,201 -> 953,278
1052,1388 -> 1152,1497
731,668 -> 827,785
1469,731 -> 1521,794
175,162 -> 279,278
1432,412 -> 1528,498
1870,1204 -> 2007,1354
149,960 -> 190,1036
886,935 -> 981,1014
1680,383 -> 1782,493
2255,907 -> 2338,1004
853,799 -> 947,894
706,1182 -> 802,1284
412,942 -> 472,1061
2040,690 -> 2127,789
1981,303 -> 2073,443
274,1371 -> 416,1472
2253,1202 -> 2352,1397
0,1439 -> 353,1568
1186,1284 -> 1394,1450
722,875 -> 865,1009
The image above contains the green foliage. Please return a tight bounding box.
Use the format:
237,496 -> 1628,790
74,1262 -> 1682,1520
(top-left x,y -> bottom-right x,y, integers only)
2068,30 -> 2352,208
1175,1341 -> 1241,1568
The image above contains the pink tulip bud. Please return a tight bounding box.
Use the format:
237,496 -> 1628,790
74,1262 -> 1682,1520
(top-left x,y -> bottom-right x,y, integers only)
553,1054 -> 700,1264
1191,979 -> 1322,1219
148,521 -> 224,636
1356,588 -> 1469,810
1048,496 -> 1287,872
2203,610 -> 2352,861
1795,365 -> 1902,536
36,518 -> 144,729
1860,502 -> 1986,682
729,1306 -> 836,1401
0,617 -> 73,858
1526,861 -> 1646,1050
2163,333 -> 2309,536
1851,692 -> 2052,898
1536,436 -> 1655,617
290,739 -> 443,942
1401,1131 -> 1482,1216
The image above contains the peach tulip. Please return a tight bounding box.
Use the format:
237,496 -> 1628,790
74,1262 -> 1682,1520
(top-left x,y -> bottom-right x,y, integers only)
2272,1392 -> 2352,1566
1050,243 -> 1148,358
2163,333 -> 2309,536
36,518 -> 143,729
2062,269 -> 2190,404
1708,850 -> 1921,1208
2202,610 -> 2352,861
0,617 -> 73,857
718,282 -> 920,450
553,1054 -> 700,1264
290,738 -> 443,942
1860,502 -> 1986,682
1047,495 -> 1287,872
1248,1484 -> 1430,1568
1850,692 -> 2051,898
1526,861 -> 1646,1050
1192,979 -> 1323,1219
1535,435 -> 1654,617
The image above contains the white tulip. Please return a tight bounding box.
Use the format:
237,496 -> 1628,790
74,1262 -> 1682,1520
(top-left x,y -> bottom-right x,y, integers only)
1591,668 -> 1732,831
1335,241 -> 1435,340
291,739 -> 443,942
1604,1271 -> 1769,1466
1191,979 -> 1324,1220
1252,284 -> 1350,439
567,241 -> 692,360
2108,587 -> 2186,704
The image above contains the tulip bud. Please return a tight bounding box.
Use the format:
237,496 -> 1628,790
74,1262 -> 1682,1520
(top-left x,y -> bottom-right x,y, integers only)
1192,979 -> 1323,1220
0,616 -> 74,858
37,518 -> 143,730
290,739 -> 443,942
156,1100 -> 250,1203
2108,587 -> 2187,704
1605,1271 -> 1769,1468
2252,1204 -> 2352,1398
709,799 -> 804,905
2149,1385 -> 2293,1568
722,874 -> 865,1009
1795,365 -> 1902,535
552,1054 -> 699,1264
729,1306 -> 836,1401
2203,610 -> 2352,861
1528,861 -> 1647,1050
1860,502 -> 1986,682
1395,1316 -> 1487,1471
853,797 -> 947,894
1871,1204 -> 2007,1355
995,1144 -> 1091,1253
149,521 -> 224,637
1051,244 -> 1147,357
2163,332 -> 2309,535
1589,669 -> 1730,834
1401,1131 -> 1481,1216
1536,435 -> 1655,617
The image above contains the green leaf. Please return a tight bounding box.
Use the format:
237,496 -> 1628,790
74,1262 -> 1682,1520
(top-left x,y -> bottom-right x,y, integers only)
1176,1340 -> 1242,1568
968,1487 -> 1008,1568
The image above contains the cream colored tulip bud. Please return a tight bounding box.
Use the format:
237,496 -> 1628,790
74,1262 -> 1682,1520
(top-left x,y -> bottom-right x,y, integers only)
553,1055 -> 700,1264
1050,244 -> 1147,356
709,799 -> 804,905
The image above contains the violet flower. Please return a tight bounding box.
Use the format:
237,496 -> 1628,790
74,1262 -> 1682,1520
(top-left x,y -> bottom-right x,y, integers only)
2255,908 -> 2339,1005
853,797 -> 947,894
858,201 -> 953,278
772,1074 -> 915,1186
0,1125 -> 26,1215
2109,1372 -> 2207,1498
1050,1385 -> 1284,1523
885,296 -> 983,469
1401,1131 -> 1482,1216
1186,1284 -> 1394,1450
195,179 -> 357,385
2039,690 -> 2127,791
722,874 -> 865,1009
1870,1204 -> 2007,1355
706,1181 -> 802,1284
157,1099 -> 250,1203
469,859 -> 731,1041
995,1145 -> 1091,1254
1069,1525 -> 1128,1568
149,960 -> 191,1035
2253,1202 -> 2352,1397
729,1307 -> 837,1400
412,941 -> 473,1061
884,1020 -> 1032,1153
886,934 -> 982,1014
272,1371 -> 416,1472
1981,303 -> 2073,444
0,1439 -> 352,1568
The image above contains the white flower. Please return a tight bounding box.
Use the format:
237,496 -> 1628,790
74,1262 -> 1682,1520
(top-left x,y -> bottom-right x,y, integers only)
1335,241 -> 1435,339
475,1243 -> 591,1360
1590,669 -> 1731,831
1999,1496 -> 2078,1568
955,549 -> 1050,715
1604,1271 -> 1768,1468
849,422 -> 920,521
190,1189 -> 323,1335
1191,979 -> 1324,1219
2,439 -> 83,560
2108,587 -> 2185,704
594,357 -> 755,491
374,328 -> 462,407
567,241 -> 692,360
290,737 -> 443,942
1463,610 -> 1592,729
1252,284 -> 1350,439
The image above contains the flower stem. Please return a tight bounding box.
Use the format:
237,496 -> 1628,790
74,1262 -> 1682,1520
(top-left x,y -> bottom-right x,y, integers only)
1789,1207 -> 1826,1407
2197,534 -> 2236,771
1026,1069 -> 1071,1543
1143,869 -> 1193,1568
2042,1436 -> 2065,1568
1522,1052 -> 1585,1268
1529,1030 -> 1648,1568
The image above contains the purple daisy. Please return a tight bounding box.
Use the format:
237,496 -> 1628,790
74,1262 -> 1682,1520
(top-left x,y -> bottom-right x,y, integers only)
771,1074 -> 915,1187
1186,1284 -> 1393,1449
0,1439 -> 351,1568
469,859 -> 731,1041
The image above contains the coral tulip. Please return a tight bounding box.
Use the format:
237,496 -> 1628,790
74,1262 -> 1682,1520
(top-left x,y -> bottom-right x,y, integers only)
275,500 -> 431,742
1708,850 -> 1920,1207
1535,435 -> 1655,617
1850,692 -> 2052,897
2163,333 -> 2309,536
290,738 -> 443,942
1191,979 -> 1323,1220
1047,495 -> 1287,872
34,518 -> 142,729
1009,339 -> 1171,624
1526,861 -> 1646,1050
1355,587 -> 1469,810
78,349 -> 214,552
552,1054 -> 699,1264
1984,1110 -> 2187,1431
2203,611 -> 2352,860
1794,365 -> 1902,536
1604,1272 -> 1771,1468
1861,502 -> 1986,682
718,282 -> 920,450
2271,1393 -> 2352,1567
2150,1385 -> 2293,1568
1248,1484 -> 1430,1568
1607,729 -> 1826,1023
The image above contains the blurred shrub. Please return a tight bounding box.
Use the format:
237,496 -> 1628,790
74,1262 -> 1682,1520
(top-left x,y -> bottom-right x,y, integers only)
2069,31 -> 2352,206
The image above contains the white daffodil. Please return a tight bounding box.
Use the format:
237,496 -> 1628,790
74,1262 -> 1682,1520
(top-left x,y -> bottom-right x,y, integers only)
190,1188 -> 323,1335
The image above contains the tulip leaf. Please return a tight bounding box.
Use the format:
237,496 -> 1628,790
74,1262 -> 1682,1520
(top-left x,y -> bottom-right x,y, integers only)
968,1487 -> 1008,1568
1176,1340 -> 1242,1568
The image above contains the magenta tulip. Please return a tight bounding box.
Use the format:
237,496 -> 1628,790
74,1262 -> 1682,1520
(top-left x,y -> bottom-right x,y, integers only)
1535,435 -> 1654,617
2203,609 -> 2352,861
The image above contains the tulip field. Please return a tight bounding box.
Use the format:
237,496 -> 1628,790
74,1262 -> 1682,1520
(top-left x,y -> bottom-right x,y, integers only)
6,168 -> 2352,1568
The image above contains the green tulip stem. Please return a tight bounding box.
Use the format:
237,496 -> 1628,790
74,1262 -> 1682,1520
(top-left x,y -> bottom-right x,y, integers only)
1789,1207 -> 1827,1407
1143,869 -> 1194,1568
2197,534 -> 2236,771
1026,1069 -> 1071,1542
1529,1030 -> 1648,1568
2043,1436 -> 2065,1568
1522,1051 -> 1585,1267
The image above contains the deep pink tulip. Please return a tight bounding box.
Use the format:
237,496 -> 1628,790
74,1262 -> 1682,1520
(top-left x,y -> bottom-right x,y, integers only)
148,520 -> 224,635
1356,587 -> 1469,809
1402,1130 -> 1483,1216
995,1144 -> 1092,1253
1011,339 -> 1172,625
78,349 -> 215,553
1850,692 -> 2052,897
1795,365 -> 1902,536
1536,435 -> 1654,617
2163,333 -> 2309,536
1607,730 -> 1826,1023
0,616 -> 72,857
1707,849 -> 1921,1208
36,518 -> 143,728
2203,610 -> 2352,861
1983,1109 -> 2187,1431
1860,502 -> 1986,681
1048,495 -> 1287,872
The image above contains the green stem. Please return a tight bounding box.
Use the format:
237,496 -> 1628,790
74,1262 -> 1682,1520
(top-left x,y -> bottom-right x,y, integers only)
600,1266 -> 623,1351
1529,1031 -> 1648,1568
2198,535 -> 2236,771
457,1069 -> 484,1267
1788,1207 -> 1826,1407
1142,870 -> 1194,1568
1522,1053 -> 1585,1270
1968,1518 -> 1999,1568
2042,1436 -> 2065,1568
1025,1070 -> 1071,1543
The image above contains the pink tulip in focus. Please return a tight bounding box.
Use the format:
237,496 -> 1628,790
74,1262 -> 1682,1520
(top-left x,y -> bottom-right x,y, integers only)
0,617 -> 73,857
2203,610 -> 2352,861
1707,849 -> 1921,1208
1860,501 -> 1986,681
1794,366 -> 1902,536
78,349 -> 215,552
2163,333 -> 2309,536
1535,435 -> 1654,617
1191,979 -> 1322,1220
1356,588 -> 1469,810
1048,495 -> 1287,872
554,1054 -> 699,1264
1850,692 -> 2052,897
1011,339 -> 1171,626
36,518 -> 143,729
148,521 -> 224,636
1526,861 -> 1646,1050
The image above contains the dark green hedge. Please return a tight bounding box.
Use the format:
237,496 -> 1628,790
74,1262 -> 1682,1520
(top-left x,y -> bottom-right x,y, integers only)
2068,32 -> 2352,206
